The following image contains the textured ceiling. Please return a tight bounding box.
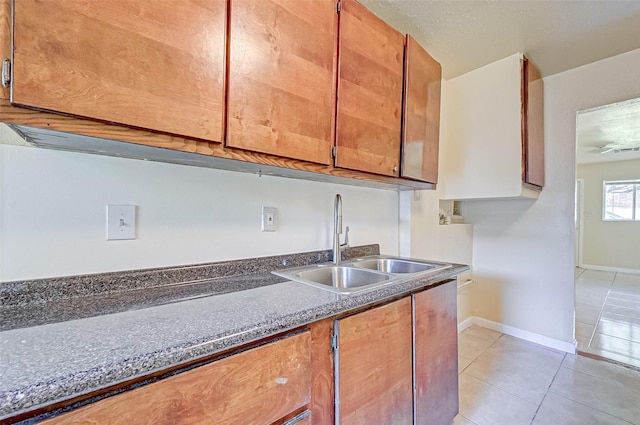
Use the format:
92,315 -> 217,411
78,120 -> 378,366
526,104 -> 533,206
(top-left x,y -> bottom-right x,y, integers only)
359,0 -> 640,79
577,98 -> 640,164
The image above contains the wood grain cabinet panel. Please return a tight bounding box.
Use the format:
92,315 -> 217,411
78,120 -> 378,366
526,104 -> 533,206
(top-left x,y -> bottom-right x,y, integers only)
11,0 -> 226,142
40,331 -> 312,425
227,0 -> 337,165
402,34 -> 441,184
414,280 -> 459,425
0,0 -> 9,100
336,297 -> 413,425
335,0 -> 404,177
523,58 -> 544,188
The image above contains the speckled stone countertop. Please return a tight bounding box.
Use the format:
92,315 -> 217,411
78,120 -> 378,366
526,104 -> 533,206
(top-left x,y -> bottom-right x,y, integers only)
0,245 -> 468,422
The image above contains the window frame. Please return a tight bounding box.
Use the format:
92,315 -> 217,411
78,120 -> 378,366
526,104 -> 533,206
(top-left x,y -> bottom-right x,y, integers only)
602,179 -> 640,222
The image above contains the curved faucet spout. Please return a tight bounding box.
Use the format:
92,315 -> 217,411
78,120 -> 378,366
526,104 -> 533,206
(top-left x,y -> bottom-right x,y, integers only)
334,194 -> 342,235
333,194 -> 349,264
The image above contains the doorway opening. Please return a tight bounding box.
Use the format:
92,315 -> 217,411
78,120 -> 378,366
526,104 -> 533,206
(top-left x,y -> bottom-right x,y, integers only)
574,97 -> 640,368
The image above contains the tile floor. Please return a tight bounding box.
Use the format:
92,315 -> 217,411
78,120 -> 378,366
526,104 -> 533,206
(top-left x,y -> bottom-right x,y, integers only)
575,269 -> 640,368
454,325 -> 640,425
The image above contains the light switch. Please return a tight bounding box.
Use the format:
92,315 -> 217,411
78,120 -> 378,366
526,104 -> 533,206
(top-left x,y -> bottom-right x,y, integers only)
106,205 -> 136,240
262,206 -> 277,232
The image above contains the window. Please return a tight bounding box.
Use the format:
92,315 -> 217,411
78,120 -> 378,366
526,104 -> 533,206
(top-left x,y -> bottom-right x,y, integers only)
603,180 -> 640,221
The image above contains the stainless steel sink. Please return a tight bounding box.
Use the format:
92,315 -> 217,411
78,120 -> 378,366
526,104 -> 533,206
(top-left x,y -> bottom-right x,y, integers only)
350,257 -> 450,274
272,255 -> 452,294
273,265 -> 393,294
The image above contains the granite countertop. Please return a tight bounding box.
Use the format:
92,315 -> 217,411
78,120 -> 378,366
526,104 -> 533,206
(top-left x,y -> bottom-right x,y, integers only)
0,245 -> 468,422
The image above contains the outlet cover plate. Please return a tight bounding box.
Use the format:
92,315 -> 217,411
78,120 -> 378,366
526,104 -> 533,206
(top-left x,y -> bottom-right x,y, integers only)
262,206 -> 277,232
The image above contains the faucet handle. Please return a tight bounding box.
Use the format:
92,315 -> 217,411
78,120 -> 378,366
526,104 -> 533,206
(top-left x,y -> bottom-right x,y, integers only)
343,226 -> 350,247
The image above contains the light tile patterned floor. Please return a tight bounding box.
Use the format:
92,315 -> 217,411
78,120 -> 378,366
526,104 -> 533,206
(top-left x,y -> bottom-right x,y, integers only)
454,326 -> 640,425
575,269 -> 640,368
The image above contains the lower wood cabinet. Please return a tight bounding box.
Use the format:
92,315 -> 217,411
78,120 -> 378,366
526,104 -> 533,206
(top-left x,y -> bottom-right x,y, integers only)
40,331 -> 311,425
333,282 -> 458,425
414,280 -> 459,425
27,282 -> 459,425
334,297 -> 414,425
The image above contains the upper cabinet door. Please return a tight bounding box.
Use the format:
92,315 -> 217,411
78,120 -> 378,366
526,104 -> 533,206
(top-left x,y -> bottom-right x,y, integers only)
227,0 -> 337,165
11,0 -> 226,142
402,35 -> 441,184
523,58 -> 545,188
335,0 -> 404,177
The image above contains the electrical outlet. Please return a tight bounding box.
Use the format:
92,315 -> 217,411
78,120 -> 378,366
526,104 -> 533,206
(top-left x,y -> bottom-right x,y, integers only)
262,206 -> 277,232
106,205 -> 136,240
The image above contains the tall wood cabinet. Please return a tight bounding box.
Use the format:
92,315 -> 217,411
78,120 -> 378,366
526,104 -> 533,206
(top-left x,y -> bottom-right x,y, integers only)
414,280 -> 459,425
334,297 -> 413,424
11,0 -> 226,142
334,0 -> 405,177
226,0 -> 337,164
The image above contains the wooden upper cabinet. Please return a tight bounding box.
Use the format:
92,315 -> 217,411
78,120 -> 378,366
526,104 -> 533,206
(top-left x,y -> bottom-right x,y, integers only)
0,0 -> 10,100
336,297 -> 413,425
402,35 -> 441,184
414,281 -> 459,425
335,0 -> 404,177
11,0 -> 226,142
40,331 -> 312,425
227,0 -> 337,165
523,57 -> 544,188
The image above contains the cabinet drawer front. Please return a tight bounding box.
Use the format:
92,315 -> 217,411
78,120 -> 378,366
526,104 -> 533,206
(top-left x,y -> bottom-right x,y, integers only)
12,0 -> 225,142
40,331 -> 312,425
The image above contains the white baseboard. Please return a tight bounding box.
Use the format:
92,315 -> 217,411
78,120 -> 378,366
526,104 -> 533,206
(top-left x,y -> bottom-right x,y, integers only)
457,316 -> 475,333
582,264 -> 640,275
458,316 -> 576,354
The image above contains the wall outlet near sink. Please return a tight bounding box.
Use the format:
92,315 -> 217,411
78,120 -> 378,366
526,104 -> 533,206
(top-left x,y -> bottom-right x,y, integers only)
261,206 -> 277,232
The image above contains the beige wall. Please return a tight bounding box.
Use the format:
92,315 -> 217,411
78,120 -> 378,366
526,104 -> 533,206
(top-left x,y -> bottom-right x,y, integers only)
578,159 -> 640,271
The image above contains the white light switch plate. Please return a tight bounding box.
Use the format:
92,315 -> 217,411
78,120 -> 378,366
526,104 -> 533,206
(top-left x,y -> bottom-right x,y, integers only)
106,205 -> 136,240
261,206 -> 277,232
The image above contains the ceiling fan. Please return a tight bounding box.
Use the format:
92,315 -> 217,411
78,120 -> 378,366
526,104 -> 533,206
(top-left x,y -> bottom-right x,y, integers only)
588,141 -> 640,154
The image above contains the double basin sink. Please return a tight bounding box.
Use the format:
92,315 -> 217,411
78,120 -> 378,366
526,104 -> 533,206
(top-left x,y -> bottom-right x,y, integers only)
272,255 -> 451,294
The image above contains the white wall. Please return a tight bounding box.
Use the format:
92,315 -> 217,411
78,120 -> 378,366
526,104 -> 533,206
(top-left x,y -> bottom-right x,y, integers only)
578,159 -> 640,271
0,127 -> 400,281
461,48 -> 640,344
409,185 -> 474,323
441,53 -> 525,200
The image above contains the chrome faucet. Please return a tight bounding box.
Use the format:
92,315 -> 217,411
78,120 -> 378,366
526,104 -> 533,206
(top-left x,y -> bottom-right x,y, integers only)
333,194 -> 350,264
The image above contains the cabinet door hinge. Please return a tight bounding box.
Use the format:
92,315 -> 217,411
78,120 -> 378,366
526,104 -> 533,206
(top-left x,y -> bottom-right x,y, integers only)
2,58 -> 11,88
331,146 -> 337,159
330,333 -> 338,350
336,0 -> 341,14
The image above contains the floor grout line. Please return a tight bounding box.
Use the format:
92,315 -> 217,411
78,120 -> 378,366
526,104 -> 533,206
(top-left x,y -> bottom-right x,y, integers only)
528,352 -> 567,425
